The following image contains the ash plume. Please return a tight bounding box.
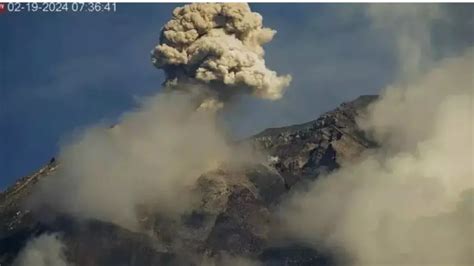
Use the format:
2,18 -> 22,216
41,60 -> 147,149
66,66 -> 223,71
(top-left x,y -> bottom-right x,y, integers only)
26,3 -> 275,231
151,3 -> 292,109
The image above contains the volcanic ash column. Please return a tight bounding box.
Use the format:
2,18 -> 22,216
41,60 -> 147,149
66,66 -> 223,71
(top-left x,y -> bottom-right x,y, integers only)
151,3 -> 292,110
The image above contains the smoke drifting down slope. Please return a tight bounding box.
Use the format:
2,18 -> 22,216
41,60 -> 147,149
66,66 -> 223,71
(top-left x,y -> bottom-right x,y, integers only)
279,4 -> 474,265
28,91 -> 259,230
280,49 -> 474,265
12,234 -> 70,266
151,3 -> 291,109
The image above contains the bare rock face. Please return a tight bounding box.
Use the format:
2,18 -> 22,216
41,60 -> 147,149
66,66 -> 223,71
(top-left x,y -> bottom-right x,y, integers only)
252,95 -> 377,187
197,166 -> 285,257
0,95 -> 378,265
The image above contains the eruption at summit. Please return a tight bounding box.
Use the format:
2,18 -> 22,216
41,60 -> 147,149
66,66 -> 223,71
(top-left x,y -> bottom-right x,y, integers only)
151,3 -> 292,109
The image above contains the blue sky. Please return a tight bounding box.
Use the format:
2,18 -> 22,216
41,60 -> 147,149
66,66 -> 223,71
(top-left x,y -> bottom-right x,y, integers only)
0,4 -> 472,189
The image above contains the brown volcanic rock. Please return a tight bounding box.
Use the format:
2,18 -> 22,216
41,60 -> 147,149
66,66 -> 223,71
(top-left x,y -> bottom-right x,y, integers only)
196,166 -> 281,257
0,95 -> 378,265
144,165 -> 285,259
252,95 -> 377,187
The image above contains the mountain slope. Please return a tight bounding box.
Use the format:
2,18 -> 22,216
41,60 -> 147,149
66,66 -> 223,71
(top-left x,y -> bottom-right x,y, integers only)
0,95 -> 378,265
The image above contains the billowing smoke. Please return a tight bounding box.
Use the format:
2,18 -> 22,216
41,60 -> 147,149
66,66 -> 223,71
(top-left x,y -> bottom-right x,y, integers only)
280,50 -> 473,264
13,234 -> 71,266
27,3 -> 286,231
29,89 -> 260,230
368,4 -> 442,80
278,4 -> 474,265
151,3 -> 291,109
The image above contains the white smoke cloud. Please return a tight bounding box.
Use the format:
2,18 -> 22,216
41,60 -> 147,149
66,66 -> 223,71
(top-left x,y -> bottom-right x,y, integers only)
368,4 -> 442,81
152,3 -> 291,108
13,234 -> 71,266
278,4 -> 474,264
29,90 -> 258,230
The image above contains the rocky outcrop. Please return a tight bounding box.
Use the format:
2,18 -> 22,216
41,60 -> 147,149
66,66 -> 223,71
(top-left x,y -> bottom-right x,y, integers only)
0,95 -> 378,265
252,95 -> 377,187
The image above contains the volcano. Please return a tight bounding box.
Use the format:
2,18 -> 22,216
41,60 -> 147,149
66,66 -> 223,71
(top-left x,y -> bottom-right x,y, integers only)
0,95 -> 378,266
